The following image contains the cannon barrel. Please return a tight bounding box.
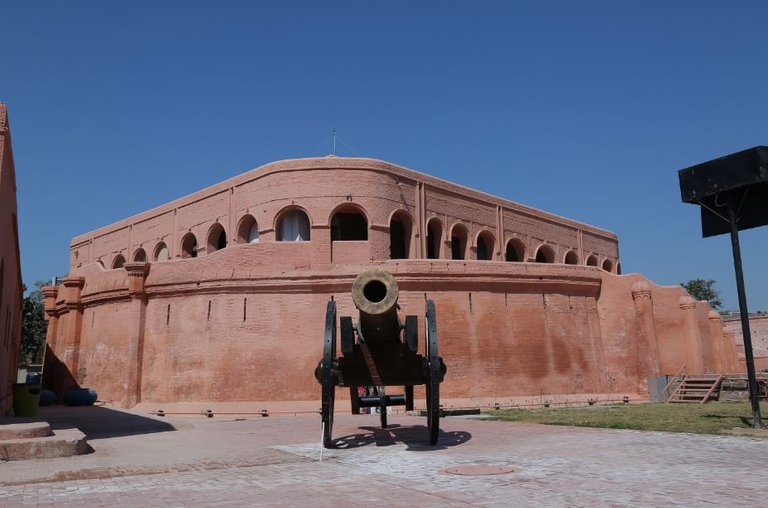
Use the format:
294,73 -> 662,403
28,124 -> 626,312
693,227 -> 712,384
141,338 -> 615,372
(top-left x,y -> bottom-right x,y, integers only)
351,268 -> 401,344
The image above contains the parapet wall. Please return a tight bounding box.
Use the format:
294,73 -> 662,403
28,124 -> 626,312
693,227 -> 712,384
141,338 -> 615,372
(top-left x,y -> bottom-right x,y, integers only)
42,248 -> 737,409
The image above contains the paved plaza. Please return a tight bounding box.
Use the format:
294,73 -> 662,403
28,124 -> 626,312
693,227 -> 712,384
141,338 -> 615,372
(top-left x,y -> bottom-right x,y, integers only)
1,406 -> 767,506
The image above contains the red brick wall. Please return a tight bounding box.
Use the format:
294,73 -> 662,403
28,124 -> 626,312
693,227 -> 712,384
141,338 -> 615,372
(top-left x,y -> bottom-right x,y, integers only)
0,104 -> 23,414
724,315 -> 768,372
44,253 -> 732,408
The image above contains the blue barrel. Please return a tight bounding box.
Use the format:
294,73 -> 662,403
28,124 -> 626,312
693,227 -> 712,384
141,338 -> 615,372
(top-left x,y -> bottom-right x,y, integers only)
62,388 -> 98,406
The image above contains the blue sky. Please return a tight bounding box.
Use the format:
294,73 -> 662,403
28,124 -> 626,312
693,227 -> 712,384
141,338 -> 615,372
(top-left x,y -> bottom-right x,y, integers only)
3,1 -> 768,310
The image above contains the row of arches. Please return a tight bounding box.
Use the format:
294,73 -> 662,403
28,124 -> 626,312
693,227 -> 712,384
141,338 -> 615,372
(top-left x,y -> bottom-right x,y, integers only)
108,205 -> 619,273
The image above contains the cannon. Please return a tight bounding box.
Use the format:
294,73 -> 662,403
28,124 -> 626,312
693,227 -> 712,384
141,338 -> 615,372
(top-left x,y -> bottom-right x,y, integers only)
315,268 -> 447,448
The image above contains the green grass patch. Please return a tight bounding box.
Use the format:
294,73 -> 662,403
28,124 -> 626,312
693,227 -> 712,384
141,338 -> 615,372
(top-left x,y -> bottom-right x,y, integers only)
485,401 -> 768,437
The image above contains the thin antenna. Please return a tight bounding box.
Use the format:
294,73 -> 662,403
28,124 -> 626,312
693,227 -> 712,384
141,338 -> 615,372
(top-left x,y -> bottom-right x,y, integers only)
332,128 -> 337,156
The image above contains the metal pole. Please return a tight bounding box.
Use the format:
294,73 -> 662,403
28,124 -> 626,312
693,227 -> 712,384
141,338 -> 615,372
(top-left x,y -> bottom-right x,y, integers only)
727,193 -> 762,429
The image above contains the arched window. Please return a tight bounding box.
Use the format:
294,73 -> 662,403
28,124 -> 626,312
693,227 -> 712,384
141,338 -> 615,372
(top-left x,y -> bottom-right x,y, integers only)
535,245 -> 555,263
133,248 -> 147,262
616,262 -> 622,275
476,231 -> 495,261
112,254 -> 126,269
154,242 -> 169,262
602,259 -> 614,273
237,215 -> 259,244
426,219 -> 442,259
586,255 -> 598,267
207,223 -> 227,253
389,211 -> 412,259
181,233 -> 198,258
505,238 -> 525,262
277,209 -> 311,241
450,224 -> 468,260
564,251 -> 579,265
330,207 -> 368,241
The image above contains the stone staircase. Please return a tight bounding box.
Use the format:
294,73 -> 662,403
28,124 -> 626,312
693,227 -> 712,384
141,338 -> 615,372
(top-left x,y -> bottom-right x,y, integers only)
0,422 -> 88,461
666,374 -> 724,404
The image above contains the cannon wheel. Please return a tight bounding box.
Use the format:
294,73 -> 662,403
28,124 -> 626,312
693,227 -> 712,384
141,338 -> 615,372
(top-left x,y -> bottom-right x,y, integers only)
425,299 -> 440,445
321,300 -> 337,448
379,386 -> 388,429
405,315 -> 418,352
405,385 -> 414,411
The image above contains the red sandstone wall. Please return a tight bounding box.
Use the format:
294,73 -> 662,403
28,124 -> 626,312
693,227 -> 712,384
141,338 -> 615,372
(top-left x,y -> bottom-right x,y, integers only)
43,247 -> 734,409
0,104 -> 23,414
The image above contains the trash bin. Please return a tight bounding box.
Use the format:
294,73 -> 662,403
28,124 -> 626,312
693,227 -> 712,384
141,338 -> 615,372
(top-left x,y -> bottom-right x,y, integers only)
12,383 -> 41,417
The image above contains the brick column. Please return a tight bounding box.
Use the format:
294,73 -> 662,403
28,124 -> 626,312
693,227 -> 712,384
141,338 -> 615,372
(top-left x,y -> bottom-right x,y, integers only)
707,310 -> 725,373
61,276 -> 85,383
41,285 -> 59,351
679,295 -> 705,374
125,262 -> 150,407
631,281 -> 660,378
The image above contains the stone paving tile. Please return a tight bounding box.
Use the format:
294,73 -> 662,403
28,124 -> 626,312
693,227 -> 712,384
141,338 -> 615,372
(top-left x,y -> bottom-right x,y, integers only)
1,413 -> 767,506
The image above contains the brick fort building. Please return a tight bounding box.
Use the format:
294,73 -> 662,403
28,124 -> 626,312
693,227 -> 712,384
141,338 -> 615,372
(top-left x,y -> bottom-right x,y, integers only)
43,156 -> 739,412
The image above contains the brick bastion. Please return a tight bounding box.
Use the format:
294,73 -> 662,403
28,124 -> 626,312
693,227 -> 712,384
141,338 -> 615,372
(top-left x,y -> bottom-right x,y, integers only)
41,157 -> 739,411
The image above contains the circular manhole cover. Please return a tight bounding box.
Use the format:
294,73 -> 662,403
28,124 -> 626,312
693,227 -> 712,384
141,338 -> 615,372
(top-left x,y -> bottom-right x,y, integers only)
441,465 -> 519,476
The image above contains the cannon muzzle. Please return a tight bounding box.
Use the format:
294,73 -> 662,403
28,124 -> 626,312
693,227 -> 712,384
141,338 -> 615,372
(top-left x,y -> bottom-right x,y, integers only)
351,268 -> 401,344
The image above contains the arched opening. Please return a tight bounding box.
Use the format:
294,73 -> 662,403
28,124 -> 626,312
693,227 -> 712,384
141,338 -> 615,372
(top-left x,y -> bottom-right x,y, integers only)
505,238 -> 525,262
330,207 -> 368,241
426,219 -> 442,259
586,255 -> 598,267
181,233 -> 198,258
112,254 -> 126,269
133,248 -> 147,262
476,231 -> 495,261
154,242 -> 169,262
535,244 -> 555,263
602,259 -> 614,273
389,211 -> 412,259
616,262 -> 622,275
277,209 -> 311,241
450,224 -> 468,260
207,223 -> 227,253
237,215 -> 259,244
564,250 -> 579,265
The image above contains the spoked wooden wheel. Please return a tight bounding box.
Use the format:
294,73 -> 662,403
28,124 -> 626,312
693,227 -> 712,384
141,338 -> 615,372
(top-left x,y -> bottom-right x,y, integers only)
379,385 -> 388,429
425,299 -> 440,445
321,300 -> 337,448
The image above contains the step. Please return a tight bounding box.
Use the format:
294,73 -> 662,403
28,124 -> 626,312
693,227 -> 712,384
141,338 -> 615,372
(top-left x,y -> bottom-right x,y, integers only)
0,428 -> 88,461
0,422 -> 52,441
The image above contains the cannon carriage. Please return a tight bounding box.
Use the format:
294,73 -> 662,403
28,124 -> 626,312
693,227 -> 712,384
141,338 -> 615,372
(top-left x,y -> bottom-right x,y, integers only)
315,269 -> 447,448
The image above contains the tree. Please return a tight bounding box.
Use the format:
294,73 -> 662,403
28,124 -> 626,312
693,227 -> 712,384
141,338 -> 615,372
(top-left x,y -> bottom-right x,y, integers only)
20,281 -> 47,365
680,278 -> 722,310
